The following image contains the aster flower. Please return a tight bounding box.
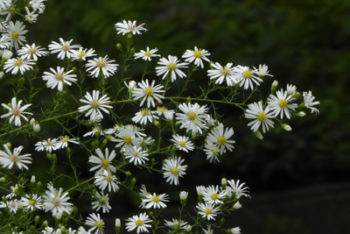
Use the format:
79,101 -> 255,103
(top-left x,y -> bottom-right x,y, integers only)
267,89 -> 297,119
0,144 -> 32,170
171,134 -> 194,153
123,146 -> 149,165
234,65 -> 263,90
85,55 -> 118,78
132,79 -> 165,108
204,142 -> 220,163
156,55 -> 188,82
71,47 -> 96,61
5,21 -> 27,50
78,90 -> 113,121
162,156 -> 187,185
182,46 -> 210,68
245,101 -> 275,133
85,213 -> 105,234
0,34 -> 12,49
89,148 -> 117,173
134,47 -> 160,61
24,7 -> 38,23
92,191 -> 111,213
3,57 -> 34,75
253,64 -> 273,78
207,62 -> 237,86
206,124 -> 235,154
202,225 -> 214,234
230,227 -> 241,234
303,91 -> 320,114
42,66 -> 77,91
164,219 -> 188,231
43,183 -> 73,216
84,125 -> 104,138
17,43 -> 48,61
48,38 -> 80,60
29,0 -> 46,13
113,125 -> 145,149
141,192 -> 169,209
6,199 -> 21,213
125,213 -> 152,233
175,102 -> 208,134
196,202 -> 220,221
132,108 -> 158,125
286,83 -> 297,96
56,135 -> 79,149
202,185 -> 227,205
94,170 -> 119,192
1,97 -> 32,126
155,106 -> 175,120
35,138 -> 59,152
0,0 -> 11,10
115,20 -> 147,35
227,179 -> 250,199
21,194 -> 42,211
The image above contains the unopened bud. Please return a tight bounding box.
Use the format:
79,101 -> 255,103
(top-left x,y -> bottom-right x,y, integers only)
30,175 -> 36,183
0,71 -> 4,79
34,215 -> 40,224
179,191 -> 188,203
0,177 -> 5,183
233,201 -> 242,210
271,80 -> 278,93
116,43 -> 123,51
230,227 -> 241,234
296,111 -> 306,117
2,50 -> 12,60
254,131 -> 264,140
293,91 -> 301,99
184,225 -> 192,232
281,123 -> 292,131
55,212 -> 62,220
221,177 -> 227,188
115,218 -> 121,227
33,123 -> 40,132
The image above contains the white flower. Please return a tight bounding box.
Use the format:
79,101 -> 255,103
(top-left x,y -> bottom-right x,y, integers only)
253,64 -> 273,78
182,46 -> 210,68
35,138 -> 59,153
84,125 -> 104,138
207,62 -> 237,86
1,97 -> 32,126
202,225 -> 214,234
89,148 -> 116,173
234,65 -> 263,90
123,146 -> 149,165
85,55 -> 118,78
78,90 -> 113,121
0,0 -> 11,10
115,20 -> 147,35
17,43 -> 48,61
286,83 -> 297,96
155,106 -> 174,120
303,91 -> 320,114
162,156 -> 187,185
3,57 -> 34,75
141,192 -> 169,209
29,0 -> 46,13
132,79 -> 165,108
92,191 -> 111,213
267,89 -> 297,119
132,108 -> 158,125
85,213 -> 105,234
21,194 -> 42,211
202,185 -> 227,205
196,202 -> 219,221
94,170 -> 119,192
171,134 -> 194,153
24,7 -> 38,23
156,55 -> 188,82
1,49 -> 13,59
43,183 -> 73,216
204,142 -> 220,163
48,38 -> 80,60
6,199 -> 20,213
245,102 -> 275,133
5,21 -> 27,50
0,144 -> 31,170
230,227 -> 241,234
227,179 -> 250,199
71,47 -> 96,61
56,135 -> 79,149
175,102 -> 208,134
0,34 -> 11,49
125,213 -> 152,233
206,124 -> 235,154
42,66 -> 77,91
134,47 -> 160,61
164,219 -> 188,230
113,125 -> 145,149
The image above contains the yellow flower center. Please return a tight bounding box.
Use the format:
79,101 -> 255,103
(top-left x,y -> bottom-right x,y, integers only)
257,112 -> 266,121
29,47 -> 37,54
170,167 -> 179,175
79,50 -> 86,58
167,62 -> 177,71
55,73 -> 64,81
141,109 -> 150,116
135,219 -> 143,226
221,68 -> 230,76
144,87 -> 153,96
99,197 -> 107,205
144,51 -> 152,57
124,136 -> 132,145
12,32 -> 19,40
12,108 -> 20,116
205,208 -> 212,215
178,140 -> 186,147
194,50 -> 202,58
210,193 -> 218,200
101,159 -> 110,168
97,60 -> 106,68
187,111 -> 197,120
61,136 -> 69,143
14,59 -> 23,66
90,100 -> 99,109
104,175 -> 113,182
278,99 -> 287,108
217,136 -> 226,146
243,69 -> 252,79
211,146 -> 217,154
28,199 -> 36,206
157,106 -> 166,113
152,196 -> 159,203
96,221 -> 104,229
62,44 -> 70,52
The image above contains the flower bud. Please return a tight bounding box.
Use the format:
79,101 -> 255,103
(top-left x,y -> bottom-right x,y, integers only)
33,123 -> 41,132
2,50 -> 12,60
293,91 -> 301,99
0,71 -> 4,79
233,201 -> 242,210
0,177 -> 5,183
221,177 -> 227,188
116,43 -> 123,51
281,123 -> 292,131
230,227 -> 241,234
34,215 -> 40,224
184,225 -> 192,232
296,111 -> 306,117
30,175 -> 36,183
115,218 -> 121,233
254,131 -> 264,140
271,80 -> 278,93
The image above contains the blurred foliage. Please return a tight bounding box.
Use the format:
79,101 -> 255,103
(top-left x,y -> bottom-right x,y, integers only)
23,0 -> 350,192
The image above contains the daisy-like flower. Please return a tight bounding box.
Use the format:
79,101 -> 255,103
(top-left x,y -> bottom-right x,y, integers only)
3,57 -> 34,75
253,64 -> 273,78
207,62 -> 237,86
267,89 -> 297,119
89,148 -> 117,173
0,34 -> 11,49
21,194 -> 42,211
92,191 -> 111,213
175,102 -> 208,134
230,227 -> 241,234
115,20 -> 147,35
206,124 -> 235,154
17,43 -> 48,61
171,134 -> 194,153
1,97 -> 32,126
203,142 -> 220,163
48,38 -> 80,60
156,106 -> 175,120
303,91 -> 320,114
156,55 -> 188,82
134,47 -> 160,61
85,213 -> 105,234
6,199 -> 21,213
84,125 -> 104,138
132,79 -> 165,108
0,0 -> 11,10
35,138 -> 59,152
24,7 -> 38,23
132,108 -> 158,125
245,102 -> 275,133
85,55 -> 118,78
202,185 -> 227,205
56,135 -> 79,149
113,125 -> 145,149
94,170 -> 119,192
29,0 -> 46,13
196,202 -> 220,221
162,156 -> 187,186
182,46 -> 210,68
234,65 -> 263,90
164,219 -> 188,231
0,144 -> 32,170
141,192 -> 169,209
202,225 -> 214,234
227,179 -> 250,199
125,213 -> 152,233
123,146 -> 149,165
42,66 -> 77,91
43,183 -> 73,216
5,21 -> 27,50
78,90 -> 113,121
286,83 -> 297,96
71,47 -> 96,61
